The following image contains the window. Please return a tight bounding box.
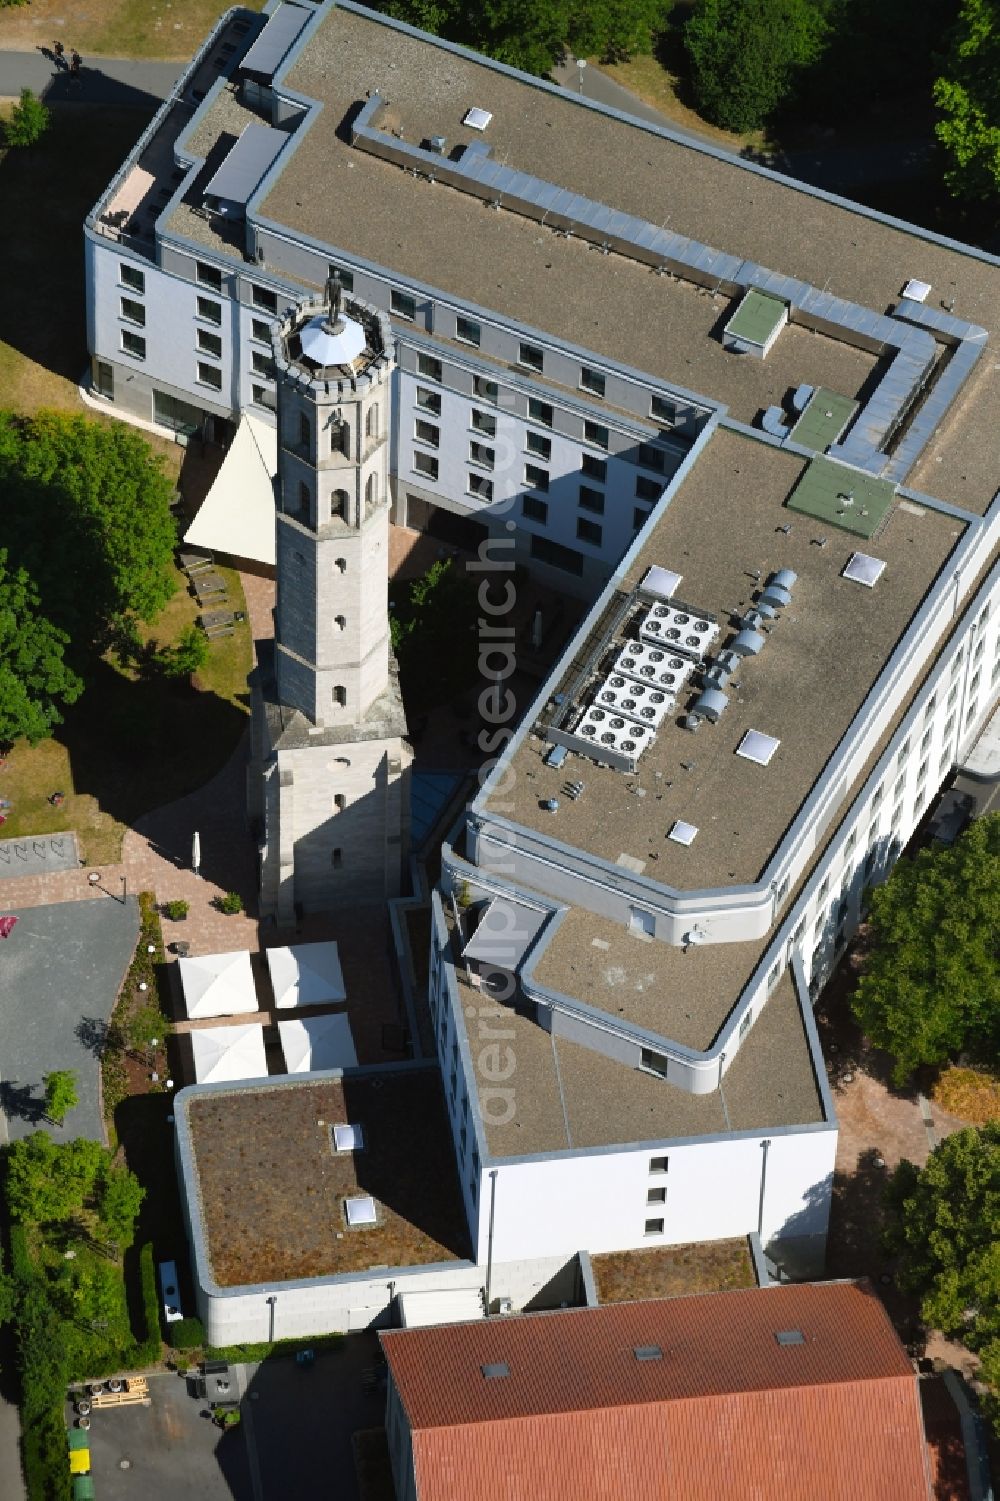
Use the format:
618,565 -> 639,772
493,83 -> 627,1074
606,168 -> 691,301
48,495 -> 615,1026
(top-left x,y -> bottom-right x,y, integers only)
582,453 -> 606,483
416,386 -> 441,415
650,394 -> 674,424
923,695 -> 937,721
647,1187 -> 667,1205
917,758 -> 929,785
518,340 -> 544,371
120,297 -> 145,327
644,1218 -> 665,1236
970,670 -> 982,697
415,419 -> 440,448
296,482 -> 311,515
197,328 -> 222,358
649,1155 -> 669,1174
334,616 -> 346,633
522,495 -> 548,523
197,295 -> 222,325
531,535 -> 582,574
528,397 -> 553,427
636,475 -> 662,501
456,315 -> 481,346
196,261 -> 222,290
951,651 -> 964,677
966,701 -> 978,727
468,473 -> 494,501
524,464 -> 549,492
939,748 -> 952,773
299,412 -> 311,449
470,441 -> 494,470
637,443 -> 666,473
94,360 -> 113,399
584,419 -> 609,450
633,506 -> 651,531
473,374 -> 498,402
333,686 -> 346,707
414,451 -> 439,481
975,637 -> 986,663
471,408 -> 496,437
577,517 -> 602,546
366,404 -> 378,439
897,738 -> 911,766
391,289 -> 416,320
252,284 -> 278,312
580,366 -> 605,397
331,489 -> 349,519
365,474 -> 377,511
252,350 -> 274,377
332,848 -> 343,868
120,263 -> 145,293
251,318 -> 271,343
417,353 -> 442,382
329,265 -> 353,292
197,361 -> 222,390
947,682 -> 960,710
121,330 -> 146,359
579,486 -> 604,514
893,773 -> 906,801
920,728 -> 933,755
526,431 -> 551,459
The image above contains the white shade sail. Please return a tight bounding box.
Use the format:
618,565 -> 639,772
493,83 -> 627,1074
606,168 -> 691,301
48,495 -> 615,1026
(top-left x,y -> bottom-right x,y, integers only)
179,949 -> 257,1019
191,1022 -> 267,1083
184,412 -> 278,567
266,942 -> 346,1009
278,1013 -> 358,1074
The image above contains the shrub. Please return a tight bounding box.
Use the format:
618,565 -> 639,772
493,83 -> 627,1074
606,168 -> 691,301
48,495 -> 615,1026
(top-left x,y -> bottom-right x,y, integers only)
164,899 -> 189,921
217,891 -> 243,915
153,624 -> 209,680
5,89 -> 49,148
136,1242 -> 162,1365
42,1068 -> 78,1125
170,1316 -> 205,1351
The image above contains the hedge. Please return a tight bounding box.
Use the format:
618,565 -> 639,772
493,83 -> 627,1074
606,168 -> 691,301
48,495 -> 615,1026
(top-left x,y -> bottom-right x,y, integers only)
10,1228 -> 70,1501
169,1317 -> 205,1351
135,1241 -> 162,1367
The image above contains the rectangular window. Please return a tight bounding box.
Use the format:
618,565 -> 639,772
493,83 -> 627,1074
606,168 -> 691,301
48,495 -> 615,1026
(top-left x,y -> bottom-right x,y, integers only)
251,384 -> 273,408
524,464 -> 549,492
584,419 -> 609,450
582,453 -> 606,483
917,758 -> 929,785
120,330 -> 146,359
252,351 -> 274,377
637,443 -> 666,473
893,773 -> 906,801
469,441 -> 494,470
416,386 -> 441,415
197,295 -> 222,325
530,535 -> 582,575
120,297 -> 145,327
196,261 -> 222,290
471,408 -> 496,437
649,1155 -> 669,1174
197,361 -> 222,390
943,713 -> 956,741
577,518 -> 602,546
473,374 -> 498,402
974,637 -> 986,663
528,397 -> 553,427
579,486 -> 605,514
252,284 -> 278,312
897,738 -> 911,765
947,682 -> 960,709
580,366 -> 605,397
119,263 -> 145,293
966,701 -> 978,727
456,315 -> 481,346
923,695 -> 937,721
518,341 -> 544,372
414,419 -> 440,448
633,505 -> 651,531
468,472 -> 494,501
417,353 -> 442,382
329,264 -> 353,292
414,451 -> 438,481
646,1187 -> 667,1205
939,748 -> 952,773
251,318 -> 271,343
197,328 -> 222,358
526,431 -> 551,459
522,495 -> 548,524
970,670 -> 982,697
636,475 -> 662,501
920,728 -> 933,755
391,289 -> 416,320
650,394 -> 674,424
644,1218 -> 665,1236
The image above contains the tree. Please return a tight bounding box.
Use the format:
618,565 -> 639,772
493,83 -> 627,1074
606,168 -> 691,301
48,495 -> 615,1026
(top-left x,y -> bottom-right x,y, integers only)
390,557 -> 478,708
885,1125 -> 1000,1425
4,89 -> 49,148
6,1133 -> 105,1225
153,623 -> 209,680
850,814 -> 1000,1084
42,1069 -> 79,1125
0,411 -> 177,652
934,0 -> 1000,200
566,0 -> 668,62
684,0 -> 830,132
95,1163 -> 145,1250
0,550 -> 83,744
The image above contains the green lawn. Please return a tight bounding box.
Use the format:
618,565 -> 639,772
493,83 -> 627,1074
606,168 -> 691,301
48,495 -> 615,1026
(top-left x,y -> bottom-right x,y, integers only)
0,0 -> 264,61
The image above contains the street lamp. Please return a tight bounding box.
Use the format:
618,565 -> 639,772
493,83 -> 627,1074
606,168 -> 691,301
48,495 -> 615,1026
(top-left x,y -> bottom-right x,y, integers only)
266,1294 -> 277,1343
575,57 -> 587,95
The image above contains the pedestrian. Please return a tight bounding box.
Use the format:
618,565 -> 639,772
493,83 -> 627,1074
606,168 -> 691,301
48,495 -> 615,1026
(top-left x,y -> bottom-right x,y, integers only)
53,40 -> 66,67
70,49 -> 82,74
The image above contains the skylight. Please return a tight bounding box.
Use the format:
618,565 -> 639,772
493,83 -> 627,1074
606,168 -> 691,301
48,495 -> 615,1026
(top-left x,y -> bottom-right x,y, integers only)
333,1123 -> 364,1153
775,1329 -> 805,1347
736,730 -> 780,766
642,565 -> 683,600
633,1345 -> 663,1362
668,820 -> 698,847
842,552 -> 886,588
344,1195 -> 377,1227
463,107 -> 493,131
481,1362 -> 509,1379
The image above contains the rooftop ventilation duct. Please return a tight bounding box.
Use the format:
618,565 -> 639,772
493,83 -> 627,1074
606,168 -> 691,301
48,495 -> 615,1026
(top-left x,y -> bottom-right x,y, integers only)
690,687 -> 728,723
759,585 -> 791,610
732,628 -> 765,657
769,568 -> 797,591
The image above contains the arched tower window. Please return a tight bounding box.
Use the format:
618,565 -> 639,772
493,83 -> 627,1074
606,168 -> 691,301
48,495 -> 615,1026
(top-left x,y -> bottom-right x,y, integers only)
334,794 -> 347,812
297,481 -> 310,516
331,489 -> 349,521
365,473 -> 376,512
334,557 -> 347,574
332,685 -> 346,707
365,403 -> 378,439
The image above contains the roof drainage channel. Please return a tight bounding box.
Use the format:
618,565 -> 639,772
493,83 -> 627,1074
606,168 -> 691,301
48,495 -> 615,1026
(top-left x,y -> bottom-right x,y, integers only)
351,95 -> 987,480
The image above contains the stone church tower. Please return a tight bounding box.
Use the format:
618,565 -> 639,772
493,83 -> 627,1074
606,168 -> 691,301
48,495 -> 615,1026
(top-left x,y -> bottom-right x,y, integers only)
250,282 -> 410,922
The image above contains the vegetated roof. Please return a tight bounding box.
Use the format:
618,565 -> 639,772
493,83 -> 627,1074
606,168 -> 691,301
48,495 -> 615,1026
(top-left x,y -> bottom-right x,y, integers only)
725,289 -> 787,346
785,455 -> 897,539
380,1281 -> 932,1501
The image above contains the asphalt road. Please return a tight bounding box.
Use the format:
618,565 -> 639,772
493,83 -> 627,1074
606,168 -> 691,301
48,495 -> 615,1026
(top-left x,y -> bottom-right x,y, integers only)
0,48 -> 181,107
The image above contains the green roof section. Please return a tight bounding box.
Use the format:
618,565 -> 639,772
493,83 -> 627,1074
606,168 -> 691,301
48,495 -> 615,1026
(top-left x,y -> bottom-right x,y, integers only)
785,456 -> 896,539
724,289 -> 787,349
787,388 -> 859,453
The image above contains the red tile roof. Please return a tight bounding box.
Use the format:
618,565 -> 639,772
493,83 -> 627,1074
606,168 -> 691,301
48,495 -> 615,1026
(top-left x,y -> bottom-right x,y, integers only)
380,1280 -> 933,1501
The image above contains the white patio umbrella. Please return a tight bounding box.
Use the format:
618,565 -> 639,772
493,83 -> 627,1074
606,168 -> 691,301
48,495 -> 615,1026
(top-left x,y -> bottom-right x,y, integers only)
191,830 -> 201,873
178,949 -> 257,1019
